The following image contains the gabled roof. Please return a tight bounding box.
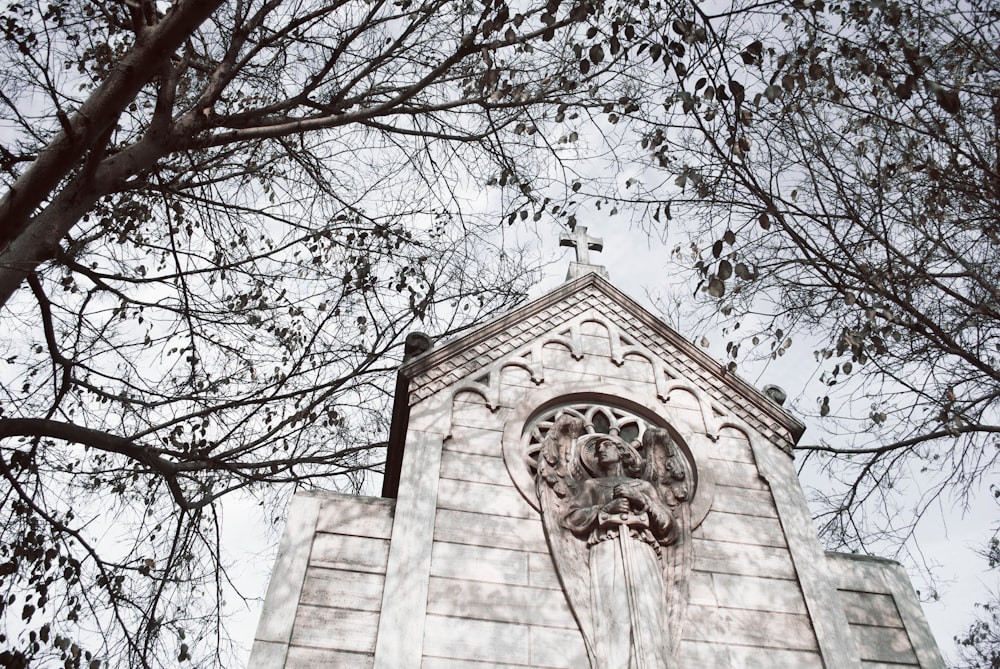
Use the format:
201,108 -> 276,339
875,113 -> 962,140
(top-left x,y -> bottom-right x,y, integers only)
383,272 -> 804,497
401,273 -> 805,442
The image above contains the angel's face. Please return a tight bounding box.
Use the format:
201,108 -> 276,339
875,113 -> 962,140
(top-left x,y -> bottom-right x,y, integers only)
595,439 -> 620,466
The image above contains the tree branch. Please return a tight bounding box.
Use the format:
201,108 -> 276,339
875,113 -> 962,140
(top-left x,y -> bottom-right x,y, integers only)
798,425 -> 1000,456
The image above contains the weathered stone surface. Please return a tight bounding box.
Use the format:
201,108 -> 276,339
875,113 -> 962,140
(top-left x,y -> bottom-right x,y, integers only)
299,568 -> 384,611
616,356 -> 657,383
709,458 -> 769,490
250,272 -> 942,669
679,640 -> 826,668
248,640 -> 287,669
687,571 -> 719,607
451,398 -> 502,429
724,646 -> 826,669
711,485 -> 778,517
423,615 -> 530,665
711,432 -> 757,463
426,576 -> 576,628
252,494 -> 321,652
290,605 -> 380,653
839,590 -> 905,628
443,425 -> 503,457
693,538 -> 798,579
527,553 -> 561,590
849,624 -> 920,664
708,572 -> 809,614
827,552 -> 945,667
373,429 -> 446,669
434,508 -> 548,553
430,541 -> 531,586
284,646 -> 373,669
310,533 -> 390,573
439,449 -> 511,487
315,495 -> 393,538
752,436 -> 863,668
693,510 -> 787,547
683,604 -> 818,650
677,639 -> 731,665
422,658 -> 531,669
436,477 -> 535,520
528,625 -> 589,668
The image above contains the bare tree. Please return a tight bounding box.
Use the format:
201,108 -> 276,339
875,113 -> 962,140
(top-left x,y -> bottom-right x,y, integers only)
0,0 -> 693,665
955,529 -> 1000,668
597,0 -> 1000,564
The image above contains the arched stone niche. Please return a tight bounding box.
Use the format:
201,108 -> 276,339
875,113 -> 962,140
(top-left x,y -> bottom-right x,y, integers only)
501,383 -> 715,529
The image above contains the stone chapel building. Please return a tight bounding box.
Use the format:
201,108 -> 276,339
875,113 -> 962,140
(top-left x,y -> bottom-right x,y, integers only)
248,231 -> 944,668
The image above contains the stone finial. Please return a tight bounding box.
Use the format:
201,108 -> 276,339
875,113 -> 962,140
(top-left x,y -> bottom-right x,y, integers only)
763,384 -> 788,406
403,332 -> 433,360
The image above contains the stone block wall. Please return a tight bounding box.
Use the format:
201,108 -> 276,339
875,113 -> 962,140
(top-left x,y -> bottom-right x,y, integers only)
422,409 -> 588,668
249,493 -> 394,668
682,427 -> 823,667
249,274 -> 943,668
828,553 -> 945,667
401,303 -> 832,666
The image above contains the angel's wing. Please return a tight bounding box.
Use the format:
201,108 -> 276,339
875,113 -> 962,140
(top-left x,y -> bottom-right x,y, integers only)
641,426 -> 695,659
642,425 -> 691,505
534,414 -> 597,665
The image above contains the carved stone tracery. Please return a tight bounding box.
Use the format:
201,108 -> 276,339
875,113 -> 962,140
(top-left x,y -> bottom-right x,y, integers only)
525,403 -> 645,481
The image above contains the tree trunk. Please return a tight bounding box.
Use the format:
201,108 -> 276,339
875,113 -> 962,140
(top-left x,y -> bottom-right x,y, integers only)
0,0 -> 225,309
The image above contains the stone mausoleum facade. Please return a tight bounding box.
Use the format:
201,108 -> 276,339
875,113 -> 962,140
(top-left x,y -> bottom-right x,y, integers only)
248,255 -> 944,668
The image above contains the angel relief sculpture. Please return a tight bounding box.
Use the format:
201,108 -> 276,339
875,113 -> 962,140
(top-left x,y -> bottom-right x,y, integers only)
534,413 -> 693,669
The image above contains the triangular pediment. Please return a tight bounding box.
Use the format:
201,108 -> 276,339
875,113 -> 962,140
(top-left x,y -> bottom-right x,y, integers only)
402,273 -> 804,452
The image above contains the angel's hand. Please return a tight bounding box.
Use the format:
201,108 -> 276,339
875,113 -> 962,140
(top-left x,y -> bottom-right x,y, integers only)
601,497 -> 630,514
613,485 -> 646,510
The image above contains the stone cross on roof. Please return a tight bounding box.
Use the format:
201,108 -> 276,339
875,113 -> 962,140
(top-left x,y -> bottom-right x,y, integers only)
560,225 -> 603,264
559,225 -> 609,280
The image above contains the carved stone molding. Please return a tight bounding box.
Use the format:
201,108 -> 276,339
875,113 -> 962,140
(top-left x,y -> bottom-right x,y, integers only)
404,277 -> 801,454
